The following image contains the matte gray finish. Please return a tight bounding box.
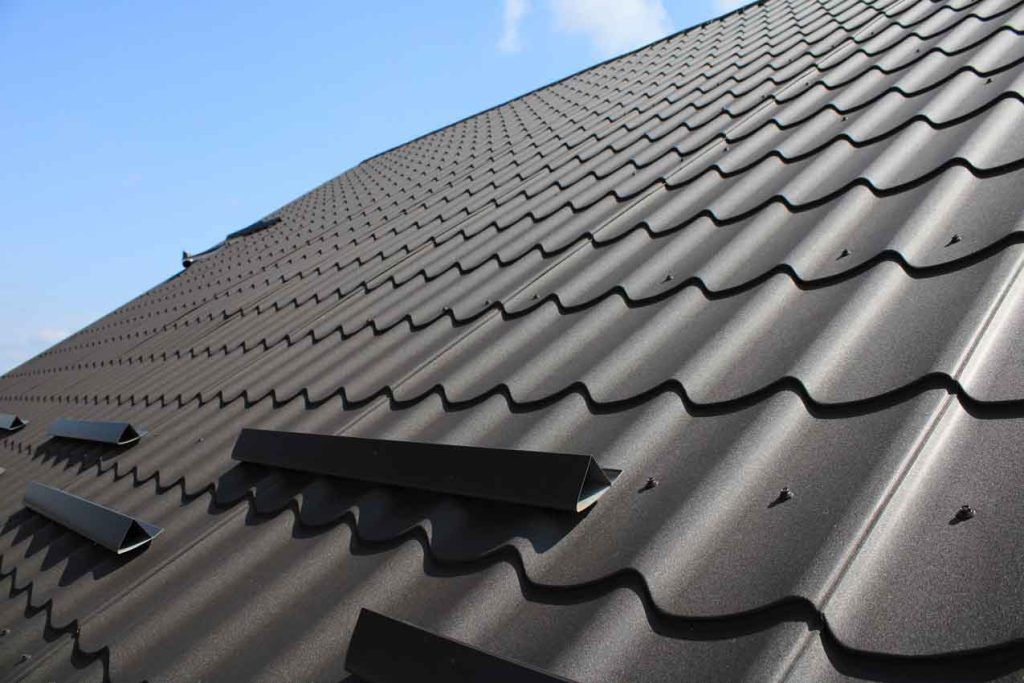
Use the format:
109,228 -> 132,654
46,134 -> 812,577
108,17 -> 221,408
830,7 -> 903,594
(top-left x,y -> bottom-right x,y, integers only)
0,413 -> 26,432
1,0 -> 1024,679
346,608 -> 575,682
22,481 -> 163,554
232,428 -> 617,512
47,417 -> 145,446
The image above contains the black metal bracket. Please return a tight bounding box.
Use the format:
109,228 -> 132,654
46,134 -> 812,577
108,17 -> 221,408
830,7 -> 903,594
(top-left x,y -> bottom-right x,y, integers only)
345,608 -> 574,682
0,413 -> 27,432
226,216 -> 282,240
48,417 -> 146,446
231,428 -> 619,512
23,481 -> 163,554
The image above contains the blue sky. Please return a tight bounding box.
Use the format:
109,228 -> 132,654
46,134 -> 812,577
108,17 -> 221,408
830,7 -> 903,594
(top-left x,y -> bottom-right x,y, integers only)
0,0 -> 740,373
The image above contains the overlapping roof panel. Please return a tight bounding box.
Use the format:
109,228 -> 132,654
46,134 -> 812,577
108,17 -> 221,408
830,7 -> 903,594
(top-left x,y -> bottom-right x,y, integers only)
3,0 -> 1024,679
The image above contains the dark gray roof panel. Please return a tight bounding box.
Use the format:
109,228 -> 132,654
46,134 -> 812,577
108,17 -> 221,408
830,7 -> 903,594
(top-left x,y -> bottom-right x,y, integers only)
3,0 -> 1024,679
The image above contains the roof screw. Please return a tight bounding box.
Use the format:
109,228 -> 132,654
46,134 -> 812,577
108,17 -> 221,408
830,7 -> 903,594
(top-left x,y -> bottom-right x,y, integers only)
663,274 -> 673,282
777,487 -> 793,503
18,654 -> 30,664
986,78 -> 993,84
837,248 -> 850,260
639,477 -> 659,492
947,234 -> 962,246
532,293 -> 539,300
955,504 -> 975,521
0,628 -> 9,637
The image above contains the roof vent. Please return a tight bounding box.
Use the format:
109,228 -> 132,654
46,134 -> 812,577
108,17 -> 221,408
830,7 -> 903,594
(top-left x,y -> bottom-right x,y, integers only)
23,481 -> 163,554
182,251 -> 195,268
0,413 -> 27,432
231,428 -> 619,512
345,609 -> 574,683
226,216 -> 282,240
48,417 -> 146,446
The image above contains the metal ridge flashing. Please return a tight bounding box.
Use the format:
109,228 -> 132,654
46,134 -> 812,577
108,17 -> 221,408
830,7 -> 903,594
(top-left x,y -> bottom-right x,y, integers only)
231,428 -> 619,512
48,417 -> 146,446
345,608 -> 575,683
23,481 -> 163,554
0,413 -> 27,432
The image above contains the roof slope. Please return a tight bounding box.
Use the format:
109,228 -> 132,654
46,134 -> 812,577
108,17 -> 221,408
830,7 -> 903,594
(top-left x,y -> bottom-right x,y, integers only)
3,0 -> 1024,679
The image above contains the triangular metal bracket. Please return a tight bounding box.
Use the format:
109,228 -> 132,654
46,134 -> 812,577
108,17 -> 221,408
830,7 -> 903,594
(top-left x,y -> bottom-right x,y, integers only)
23,481 -> 163,554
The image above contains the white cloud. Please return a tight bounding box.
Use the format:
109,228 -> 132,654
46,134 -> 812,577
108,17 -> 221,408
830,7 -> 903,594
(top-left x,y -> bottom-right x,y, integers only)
713,0 -> 747,13
0,325 -> 76,375
550,0 -> 673,57
36,328 -> 70,344
498,0 -> 531,53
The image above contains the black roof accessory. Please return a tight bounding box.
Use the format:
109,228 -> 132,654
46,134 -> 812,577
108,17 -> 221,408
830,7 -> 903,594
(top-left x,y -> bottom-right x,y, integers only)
23,481 -> 163,554
345,608 -> 575,683
226,216 -> 282,240
182,251 -> 195,268
231,428 -> 619,512
0,413 -> 27,432
48,417 -> 146,446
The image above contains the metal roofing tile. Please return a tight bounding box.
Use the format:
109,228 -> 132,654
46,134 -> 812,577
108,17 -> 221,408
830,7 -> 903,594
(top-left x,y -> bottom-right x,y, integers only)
6,0 -> 1024,677
826,401 -> 1024,655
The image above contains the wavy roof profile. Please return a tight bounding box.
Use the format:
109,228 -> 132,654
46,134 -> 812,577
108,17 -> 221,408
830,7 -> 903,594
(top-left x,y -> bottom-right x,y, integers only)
2,0 -> 1024,679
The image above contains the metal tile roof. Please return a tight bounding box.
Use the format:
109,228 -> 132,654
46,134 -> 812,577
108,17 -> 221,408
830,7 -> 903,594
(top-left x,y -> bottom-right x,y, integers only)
3,0 -> 1024,679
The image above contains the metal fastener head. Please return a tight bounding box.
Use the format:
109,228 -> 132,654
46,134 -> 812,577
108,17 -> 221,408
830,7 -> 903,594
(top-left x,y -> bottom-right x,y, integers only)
639,477 -> 658,492
663,274 -> 673,282
778,487 -> 793,501
955,504 -> 975,521
18,654 -> 31,664
837,248 -> 850,260
947,234 -> 962,246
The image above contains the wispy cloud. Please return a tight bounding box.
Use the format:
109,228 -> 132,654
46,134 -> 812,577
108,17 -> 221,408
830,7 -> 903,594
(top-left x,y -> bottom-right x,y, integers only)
550,0 -> 673,57
712,0 -> 747,13
0,326 -> 74,375
498,0 -> 531,53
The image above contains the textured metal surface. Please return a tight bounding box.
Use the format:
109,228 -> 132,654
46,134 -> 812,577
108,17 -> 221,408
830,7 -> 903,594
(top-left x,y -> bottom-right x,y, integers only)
47,418 -> 144,447
22,481 -> 162,554
0,414 -> 25,432
346,608 -> 575,682
2,0 -> 1024,679
232,428 -> 616,512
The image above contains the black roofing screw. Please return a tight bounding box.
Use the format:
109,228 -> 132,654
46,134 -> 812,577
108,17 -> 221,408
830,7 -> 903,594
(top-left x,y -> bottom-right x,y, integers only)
946,233 -> 962,246
837,248 -> 850,260
955,504 -> 975,522
774,487 -> 794,505
663,274 -> 673,282
0,628 -> 9,637
18,654 -> 30,664
639,477 -> 659,492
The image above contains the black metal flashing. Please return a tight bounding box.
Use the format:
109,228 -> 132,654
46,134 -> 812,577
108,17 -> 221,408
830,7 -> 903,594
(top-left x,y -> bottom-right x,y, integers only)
48,417 -> 145,446
23,481 -> 163,554
231,428 -> 618,512
226,216 -> 282,240
345,608 -> 574,683
0,413 -> 27,432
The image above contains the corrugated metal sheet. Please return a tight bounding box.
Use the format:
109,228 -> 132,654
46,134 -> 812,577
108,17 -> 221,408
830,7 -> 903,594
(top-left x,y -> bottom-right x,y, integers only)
3,0 -> 1024,679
